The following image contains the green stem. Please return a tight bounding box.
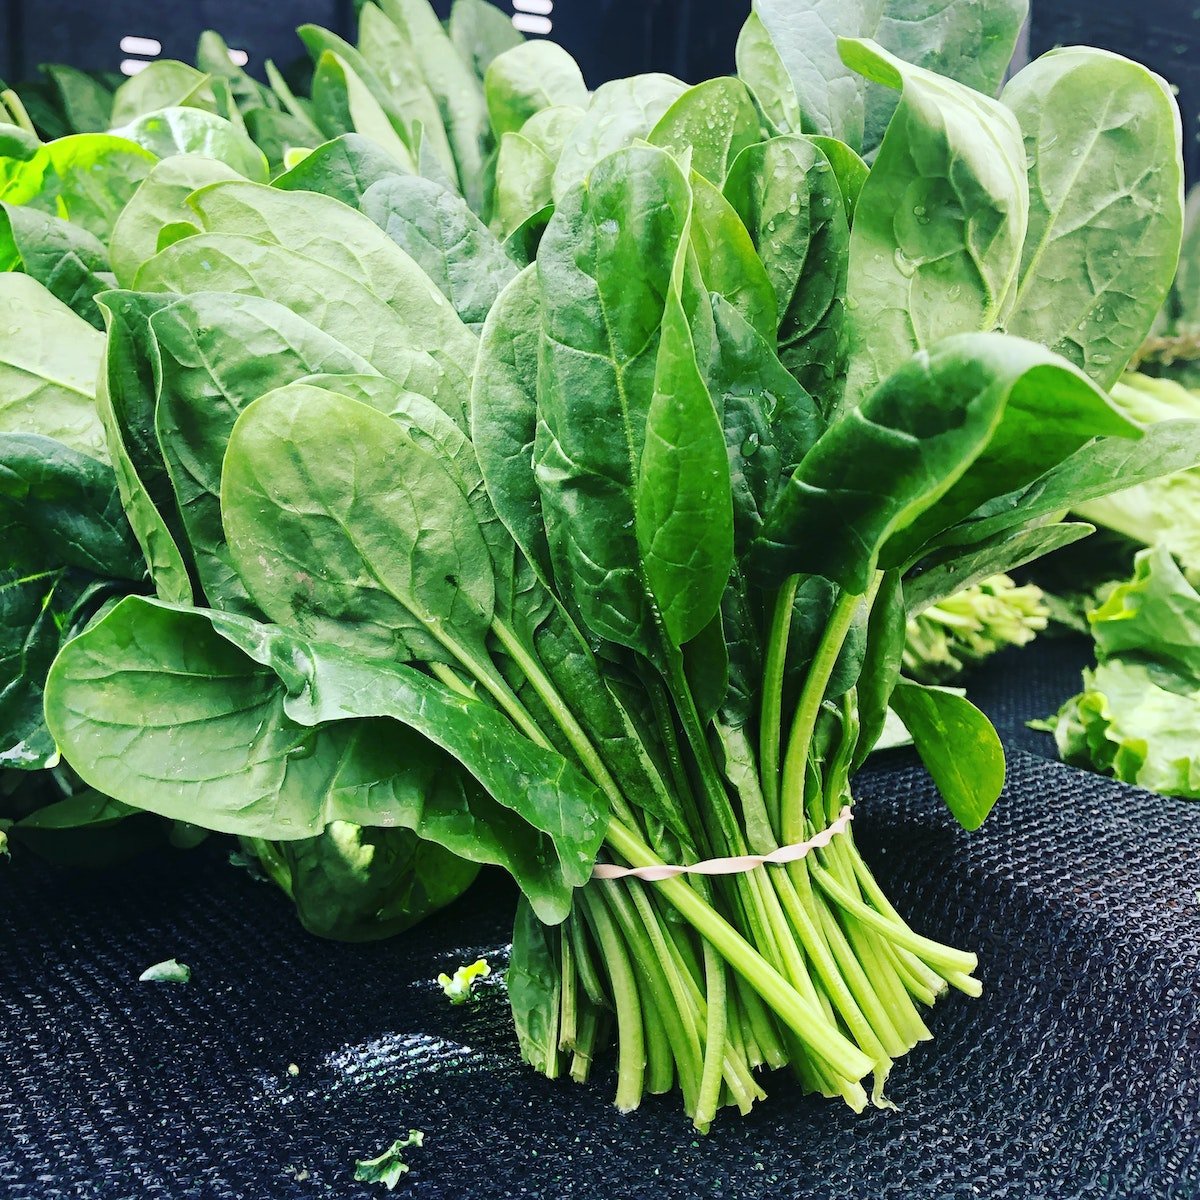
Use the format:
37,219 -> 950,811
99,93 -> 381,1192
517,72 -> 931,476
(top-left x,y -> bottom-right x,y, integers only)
760,576 -> 799,834
810,863 -> 979,977
780,588 -> 863,844
695,941 -> 727,1133
491,617 -> 635,824
1,89 -> 36,137
580,889 -> 645,1112
604,817 -> 872,1083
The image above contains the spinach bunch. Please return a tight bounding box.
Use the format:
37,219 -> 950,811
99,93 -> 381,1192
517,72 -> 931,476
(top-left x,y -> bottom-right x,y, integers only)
32,7 -> 1196,1132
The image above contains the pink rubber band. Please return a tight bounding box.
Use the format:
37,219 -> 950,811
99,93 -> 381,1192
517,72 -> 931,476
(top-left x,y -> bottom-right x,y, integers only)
591,805 -> 854,882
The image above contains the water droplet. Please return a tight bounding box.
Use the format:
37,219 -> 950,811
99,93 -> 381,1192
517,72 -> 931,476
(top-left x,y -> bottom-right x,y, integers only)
1070,147 -> 1082,158
600,218 -> 619,236
741,432 -> 760,456
893,247 -> 919,278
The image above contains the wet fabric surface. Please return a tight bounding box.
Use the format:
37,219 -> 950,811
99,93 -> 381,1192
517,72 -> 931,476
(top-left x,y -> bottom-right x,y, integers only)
2,637 -> 1197,1199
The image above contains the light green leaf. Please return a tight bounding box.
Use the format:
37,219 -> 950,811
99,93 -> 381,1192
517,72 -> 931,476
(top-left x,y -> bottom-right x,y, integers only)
109,155 -> 241,288
485,42 -> 588,138
110,107 -> 268,183
552,74 -> 687,202
0,274 -> 106,460
839,37 -> 1027,408
110,61 -> 212,126
648,77 -> 762,186
1003,47 -> 1184,389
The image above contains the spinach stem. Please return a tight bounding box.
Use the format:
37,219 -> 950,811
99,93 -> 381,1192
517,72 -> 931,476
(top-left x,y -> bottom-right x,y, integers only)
760,575 -> 799,833
779,587 -> 863,844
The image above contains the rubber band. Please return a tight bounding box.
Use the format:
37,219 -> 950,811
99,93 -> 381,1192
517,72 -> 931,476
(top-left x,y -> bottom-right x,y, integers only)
591,805 -> 854,882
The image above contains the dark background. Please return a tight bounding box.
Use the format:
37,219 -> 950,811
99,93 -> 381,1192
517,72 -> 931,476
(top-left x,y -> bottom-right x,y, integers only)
3,2 -> 1200,181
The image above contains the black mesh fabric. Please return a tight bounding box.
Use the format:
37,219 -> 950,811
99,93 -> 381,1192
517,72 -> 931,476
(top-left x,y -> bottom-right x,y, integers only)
1,640 -> 1197,1199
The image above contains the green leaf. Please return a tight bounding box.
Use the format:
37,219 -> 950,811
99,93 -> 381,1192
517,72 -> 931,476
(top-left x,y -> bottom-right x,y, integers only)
535,144 -> 694,655
376,0 -> 493,211
139,958 -> 191,984
360,174 -> 516,329
0,565 -> 92,768
269,822 -> 478,942
472,265 -> 553,582
271,132 -> 403,208
880,334 -> 1139,568
1088,544 -> 1200,677
888,680 -> 1005,829
354,1132 -> 423,1189
902,521 -> 1093,616
46,597 -> 603,922
358,3 -> 457,181
0,202 -> 114,327
109,155 -> 241,288
0,274 -> 107,461
807,135 -> 868,225
111,107 -> 269,182
648,77 -> 762,187
851,570 -> 905,769
752,333 -> 1018,592
494,131 -> 556,238
93,291 -> 195,605
552,74 -> 688,202
183,180 -> 478,422
0,434 -> 142,578
636,249 -> 734,647
839,37 -> 1027,408
705,294 -> 822,560
42,65 -> 113,133
485,41 -> 588,138
939,418 -> 1200,552
748,0 -> 884,150
310,50 -> 417,171
508,897 -> 561,1075
1003,47 -> 1184,389
0,133 -> 157,242
149,294 -> 374,610
724,135 -> 850,415
136,231 -> 463,426
110,61 -> 212,126
222,384 -> 494,664
449,0 -> 525,82
735,11 -> 803,137
195,31 -> 277,114
687,170 -> 777,344
863,0 -> 1028,154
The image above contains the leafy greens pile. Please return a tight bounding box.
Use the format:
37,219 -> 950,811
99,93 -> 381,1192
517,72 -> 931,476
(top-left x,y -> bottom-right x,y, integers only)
4,0 -> 1198,1132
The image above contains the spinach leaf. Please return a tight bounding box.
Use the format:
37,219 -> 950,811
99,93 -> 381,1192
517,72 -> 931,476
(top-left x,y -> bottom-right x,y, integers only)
472,264 -> 553,582
0,434 -> 142,579
0,202 -> 114,327
745,0 -> 884,151
271,133 -> 404,208
863,0 -> 1028,154
1003,47 -> 1184,389
485,42 -> 588,138
111,108 -> 269,182
222,383 -> 495,665
376,0 -> 494,212
0,274 -> 107,461
360,174 -> 517,329
109,61 -> 212,125
449,0 -> 525,83
888,680 -> 1005,829
725,135 -> 849,414
535,144 -> 703,656
149,294 -> 374,610
552,75 -> 688,202
840,37 -> 1027,407
310,50 -> 418,171
109,155 -> 242,288
648,78 -> 762,188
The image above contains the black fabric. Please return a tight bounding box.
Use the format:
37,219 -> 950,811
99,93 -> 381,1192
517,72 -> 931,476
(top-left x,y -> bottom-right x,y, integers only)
2,646 -> 1197,1199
